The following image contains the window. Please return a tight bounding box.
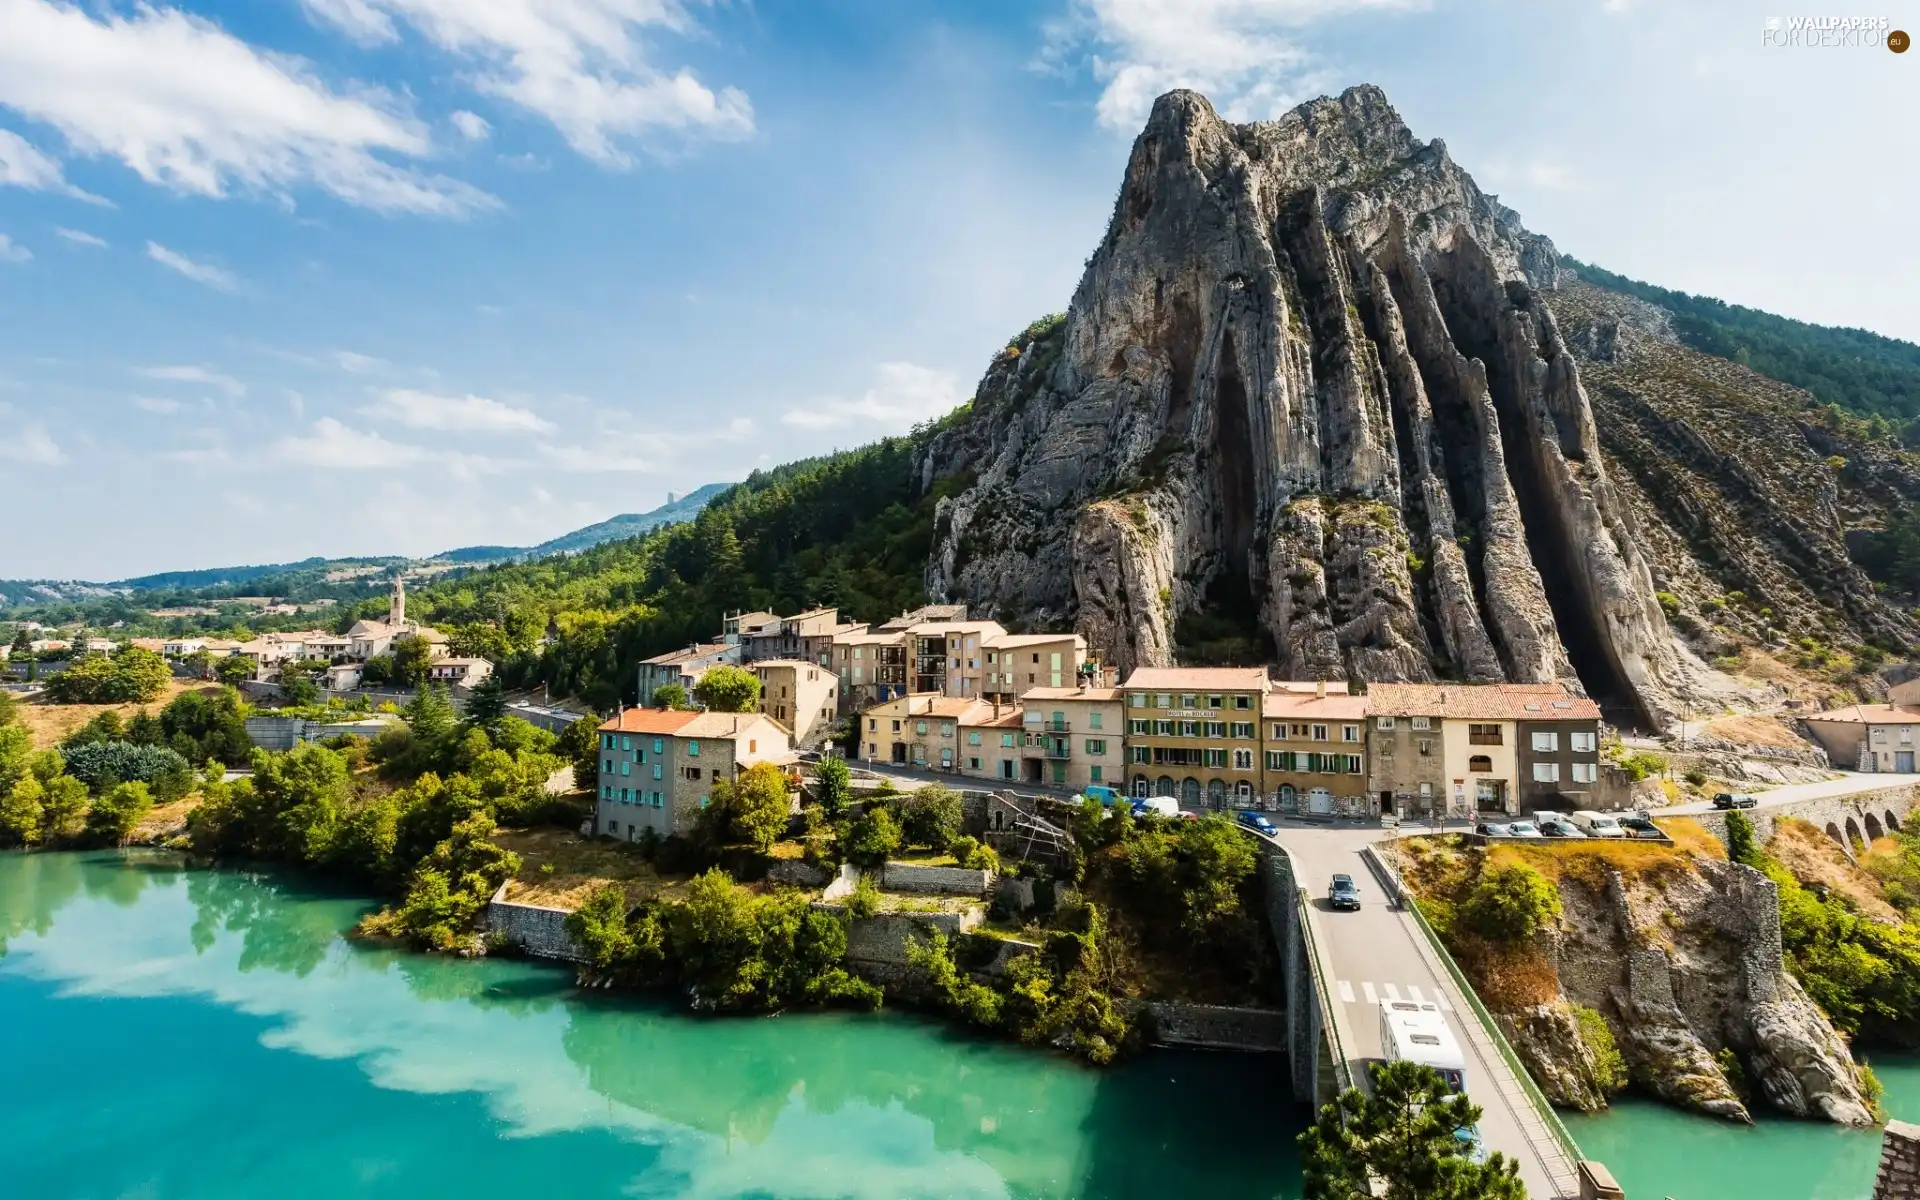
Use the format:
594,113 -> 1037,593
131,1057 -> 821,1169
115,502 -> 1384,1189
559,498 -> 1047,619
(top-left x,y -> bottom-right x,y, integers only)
915,721 -> 928,735
868,718 -> 877,731
1155,720 -> 1174,736
1468,724 -> 1502,745
1132,746 -> 1150,764
1204,749 -> 1227,768
940,722 -> 954,737
1234,695 -> 1251,709
683,766 -> 702,781
621,762 -> 630,776
1130,694 -> 1147,708
603,758 -> 613,774
601,734 -> 612,750
968,756 -> 982,770
1291,724 -> 1308,738
1000,760 -> 1016,780
1089,712 -> 1104,730
1410,716 -> 1432,731
1090,766 -> 1103,783
1203,720 -> 1226,738
1376,716 -> 1395,730
688,740 -> 702,757
1342,725 -> 1359,743
1418,740 -> 1434,757
601,785 -> 612,800
1001,733 -> 1016,748
621,736 -> 632,751
636,748 -> 647,764
1231,722 -> 1254,739
968,731 -> 981,745
1232,748 -> 1254,770
1180,694 -> 1197,709
1311,724 -> 1329,742
1271,723 -> 1285,740
891,720 -> 901,732
1346,755 -> 1363,774
1571,762 -> 1597,783
653,764 -> 662,780
1207,695 -> 1223,710
1086,739 -> 1107,755
1570,731 -> 1596,753
1180,720 -> 1200,737
1156,694 -> 1172,709
1533,762 -> 1561,783
1130,719 -> 1151,735
1531,731 -> 1559,753
1468,755 -> 1493,772
654,739 -> 664,755
1265,751 -> 1282,770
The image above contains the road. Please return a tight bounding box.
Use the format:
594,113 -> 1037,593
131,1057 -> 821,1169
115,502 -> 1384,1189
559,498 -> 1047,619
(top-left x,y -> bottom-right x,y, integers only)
1666,770 -> 1897,815
1274,823 -> 1581,1200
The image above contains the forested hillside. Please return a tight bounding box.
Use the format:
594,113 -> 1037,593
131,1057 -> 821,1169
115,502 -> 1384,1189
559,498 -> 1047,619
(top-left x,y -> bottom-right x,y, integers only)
407,415 -> 972,709
1564,257 -> 1920,434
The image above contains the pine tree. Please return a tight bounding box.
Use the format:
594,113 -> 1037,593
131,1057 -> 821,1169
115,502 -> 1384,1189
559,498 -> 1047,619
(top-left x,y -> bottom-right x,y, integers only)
1299,1061 -> 1524,1200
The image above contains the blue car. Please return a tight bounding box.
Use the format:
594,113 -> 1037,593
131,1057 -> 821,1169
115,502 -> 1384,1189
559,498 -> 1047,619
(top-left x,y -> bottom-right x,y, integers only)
1454,1125 -> 1488,1164
1236,810 -> 1277,836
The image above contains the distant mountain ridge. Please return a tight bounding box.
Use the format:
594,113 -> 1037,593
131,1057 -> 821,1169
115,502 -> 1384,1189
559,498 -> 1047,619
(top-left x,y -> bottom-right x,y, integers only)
0,484 -> 731,610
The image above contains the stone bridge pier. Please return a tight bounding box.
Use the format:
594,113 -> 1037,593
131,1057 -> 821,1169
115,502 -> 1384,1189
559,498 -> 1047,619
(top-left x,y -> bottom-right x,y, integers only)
1694,781 -> 1919,860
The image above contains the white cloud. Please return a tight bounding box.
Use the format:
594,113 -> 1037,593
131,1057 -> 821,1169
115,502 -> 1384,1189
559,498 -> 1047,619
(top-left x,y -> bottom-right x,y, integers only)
146,241 -> 241,292
299,0 -> 754,163
137,365 -> 247,397
0,0 -> 495,216
1045,0 -> 1427,131
1,421 -> 64,464
450,110 -> 491,141
363,387 -> 556,434
132,395 -> 183,415
332,350 -> 389,373
0,233 -> 28,263
783,362 -> 965,432
272,417 -> 431,469
539,444 -> 654,473
54,226 -> 107,247
0,126 -> 105,202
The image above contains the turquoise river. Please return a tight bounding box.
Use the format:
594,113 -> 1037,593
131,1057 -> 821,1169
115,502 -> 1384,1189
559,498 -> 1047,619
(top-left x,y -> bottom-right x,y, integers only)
3,850 -> 1918,1200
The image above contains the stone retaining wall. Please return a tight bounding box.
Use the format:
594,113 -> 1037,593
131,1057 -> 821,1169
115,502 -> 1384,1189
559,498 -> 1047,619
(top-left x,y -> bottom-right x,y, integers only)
485,884 -> 587,963
1129,1001 -> 1289,1052
766,859 -> 832,888
1874,1120 -> 1920,1199
881,862 -> 992,896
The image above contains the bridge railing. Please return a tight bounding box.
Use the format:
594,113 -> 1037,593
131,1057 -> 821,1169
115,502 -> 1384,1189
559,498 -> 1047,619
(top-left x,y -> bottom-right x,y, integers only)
1403,890 -> 1584,1173
1294,883 -> 1355,1098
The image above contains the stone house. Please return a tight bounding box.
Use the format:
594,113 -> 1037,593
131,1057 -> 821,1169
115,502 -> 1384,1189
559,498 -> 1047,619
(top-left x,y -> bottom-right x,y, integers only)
831,630 -> 910,713
425,657 -> 493,688
957,704 -> 1028,783
753,659 -> 838,748
1261,688 -> 1369,814
1012,685 -> 1125,792
857,693 -> 986,771
1804,703 -> 1920,773
982,632 -> 1090,703
1122,667 -> 1268,808
736,607 -> 867,667
594,709 -> 794,842
1367,682 -> 1602,817
635,641 -> 738,707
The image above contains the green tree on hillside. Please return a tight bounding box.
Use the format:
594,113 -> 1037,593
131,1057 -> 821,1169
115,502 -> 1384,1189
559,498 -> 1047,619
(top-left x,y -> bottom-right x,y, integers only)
814,754 -> 852,817
693,665 -> 761,713
463,673 -> 508,728
85,781 -> 155,846
392,636 -> 434,687
1300,1061 -> 1524,1200
45,646 -> 172,703
216,655 -> 258,687
651,682 -> 689,711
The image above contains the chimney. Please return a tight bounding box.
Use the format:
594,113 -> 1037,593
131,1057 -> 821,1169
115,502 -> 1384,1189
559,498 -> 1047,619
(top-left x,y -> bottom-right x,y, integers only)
1316,679 -> 1326,699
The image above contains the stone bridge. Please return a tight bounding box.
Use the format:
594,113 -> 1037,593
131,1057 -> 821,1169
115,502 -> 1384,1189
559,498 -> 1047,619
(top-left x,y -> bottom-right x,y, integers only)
1691,779 -> 1919,860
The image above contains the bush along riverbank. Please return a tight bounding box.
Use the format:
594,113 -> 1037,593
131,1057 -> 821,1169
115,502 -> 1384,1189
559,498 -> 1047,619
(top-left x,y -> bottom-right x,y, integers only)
1388,824 -> 1878,1127
8,684 -> 1285,1066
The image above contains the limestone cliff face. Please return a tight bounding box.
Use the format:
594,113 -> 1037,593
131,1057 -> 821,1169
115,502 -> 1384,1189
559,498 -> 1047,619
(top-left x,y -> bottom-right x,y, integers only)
1524,857 -> 1874,1127
918,86 -> 1695,727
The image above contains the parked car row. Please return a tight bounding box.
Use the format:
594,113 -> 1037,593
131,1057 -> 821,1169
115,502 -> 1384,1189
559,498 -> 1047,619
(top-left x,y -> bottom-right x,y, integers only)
1473,810 -> 1665,841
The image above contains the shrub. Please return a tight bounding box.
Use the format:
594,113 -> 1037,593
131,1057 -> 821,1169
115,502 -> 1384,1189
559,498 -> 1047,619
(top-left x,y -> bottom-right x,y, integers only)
85,781 -> 154,845
898,785 -> 962,851
1655,591 -> 1681,617
61,740 -> 193,800
691,665 -> 761,713
1618,751 -> 1668,782
44,646 -> 171,704
814,754 -> 853,817
846,873 -> 881,919
844,805 -> 902,867
1684,769 -> 1708,787
1460,864 -> 1562,943
1574,1005 -> 1628,1094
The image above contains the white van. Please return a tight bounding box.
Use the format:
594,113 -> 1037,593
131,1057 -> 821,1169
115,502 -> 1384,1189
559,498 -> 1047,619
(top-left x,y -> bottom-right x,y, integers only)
1133,796 -> 1181,819
1569,810 -> 1625,838
1380,1000 -> 1467,1094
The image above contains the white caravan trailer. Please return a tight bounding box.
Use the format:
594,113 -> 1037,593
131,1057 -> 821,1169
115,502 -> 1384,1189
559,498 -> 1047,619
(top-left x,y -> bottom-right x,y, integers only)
1379,1000 -> 1467,1095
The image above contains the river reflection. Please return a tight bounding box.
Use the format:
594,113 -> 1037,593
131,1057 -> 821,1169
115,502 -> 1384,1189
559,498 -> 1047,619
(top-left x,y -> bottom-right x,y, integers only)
0,852 -> 1303,1200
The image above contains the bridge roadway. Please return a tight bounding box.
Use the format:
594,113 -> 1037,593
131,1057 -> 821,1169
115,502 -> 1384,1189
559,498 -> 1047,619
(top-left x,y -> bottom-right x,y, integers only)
1273,824 -> 1582,1200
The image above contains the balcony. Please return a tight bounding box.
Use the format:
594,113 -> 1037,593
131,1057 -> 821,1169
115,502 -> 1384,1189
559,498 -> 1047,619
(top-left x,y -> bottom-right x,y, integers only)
1044,741 -> 1072,761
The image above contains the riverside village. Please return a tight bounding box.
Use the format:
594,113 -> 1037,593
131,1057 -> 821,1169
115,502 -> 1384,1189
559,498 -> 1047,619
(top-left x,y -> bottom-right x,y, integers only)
3,10 -> 1919,1200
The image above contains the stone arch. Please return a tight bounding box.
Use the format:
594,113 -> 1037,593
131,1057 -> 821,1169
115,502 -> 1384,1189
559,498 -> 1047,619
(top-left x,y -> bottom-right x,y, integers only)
1181,777 -> 1201,807
1206,778 -> 1228,807
1826,821 -> 1846,848
1866,812 -> 1885,842
1846,816 -> 1865,851
1156,775 -> 1175,798
1889,809 -> 1902,832
1468,755 -> 1493,773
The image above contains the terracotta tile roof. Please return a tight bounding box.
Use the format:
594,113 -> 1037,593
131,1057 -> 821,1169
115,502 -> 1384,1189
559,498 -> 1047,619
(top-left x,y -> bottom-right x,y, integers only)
641,642 -> 731,666
1366,682 -> 1601,721
1019,686 -> 1122,701
1807,704 -> 1920,726
1123,666 -> 1270,692
600,709 -> 704,735
1262,691 -> 1371,720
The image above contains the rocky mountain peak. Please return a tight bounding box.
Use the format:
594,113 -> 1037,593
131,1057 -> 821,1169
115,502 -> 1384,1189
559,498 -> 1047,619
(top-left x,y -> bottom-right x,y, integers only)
917,86 -> 1733,730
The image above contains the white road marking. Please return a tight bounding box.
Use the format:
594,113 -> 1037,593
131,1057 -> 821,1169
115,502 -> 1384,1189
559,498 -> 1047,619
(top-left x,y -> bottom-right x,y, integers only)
1362,981 -> 1378,1005
1338,979 -> 1355,1003
1383,983 -> 1402,1002
1408,985 -> 1425,1003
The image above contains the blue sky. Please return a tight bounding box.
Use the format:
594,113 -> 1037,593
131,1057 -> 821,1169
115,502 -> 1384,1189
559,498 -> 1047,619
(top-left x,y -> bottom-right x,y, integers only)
0,0 -> 1913,580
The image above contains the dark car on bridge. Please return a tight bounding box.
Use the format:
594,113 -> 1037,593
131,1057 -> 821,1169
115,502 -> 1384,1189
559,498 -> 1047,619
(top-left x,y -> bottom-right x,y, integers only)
1328,874 -> 1362,911
1236,810 -> 1277,837
1712,792 -> 1757,810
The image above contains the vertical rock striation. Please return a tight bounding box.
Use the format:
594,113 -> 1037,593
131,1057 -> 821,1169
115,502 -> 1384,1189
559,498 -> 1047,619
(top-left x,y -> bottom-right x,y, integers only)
920,86 -> 1695,728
